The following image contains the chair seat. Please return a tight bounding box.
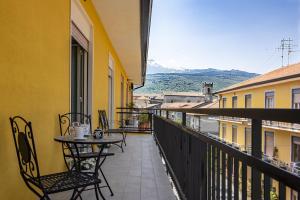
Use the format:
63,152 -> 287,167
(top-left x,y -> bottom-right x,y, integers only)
65,152 -> 114,159
33,171 -> 101,194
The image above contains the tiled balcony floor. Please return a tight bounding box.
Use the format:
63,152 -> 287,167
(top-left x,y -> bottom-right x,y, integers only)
52,134 -> 177,200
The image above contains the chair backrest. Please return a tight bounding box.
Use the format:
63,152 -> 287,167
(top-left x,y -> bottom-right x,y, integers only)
58,112 -> 92,136
9,116 -> 41,184
98,110 -> 109,130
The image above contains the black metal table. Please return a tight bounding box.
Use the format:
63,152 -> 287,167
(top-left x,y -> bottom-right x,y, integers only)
54,135 -> 123,200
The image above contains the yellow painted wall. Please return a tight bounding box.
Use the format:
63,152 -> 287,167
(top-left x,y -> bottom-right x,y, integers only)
0,0 -> 70,199
0,0 -> 130,199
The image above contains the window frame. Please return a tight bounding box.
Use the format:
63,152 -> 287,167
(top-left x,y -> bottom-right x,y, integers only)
232,125 -> 238,143
245,94 -> 252,108
232,96 -> 238,108
264,131 -> 275,157
292,88 -> 300,109
265,90 -> 275,109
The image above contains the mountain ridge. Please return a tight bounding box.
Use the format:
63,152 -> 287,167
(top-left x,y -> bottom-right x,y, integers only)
135,62 -> 259,94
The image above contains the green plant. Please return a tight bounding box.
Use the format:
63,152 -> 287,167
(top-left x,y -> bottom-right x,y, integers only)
126,102 -> 135,109
139,113 -> 149,124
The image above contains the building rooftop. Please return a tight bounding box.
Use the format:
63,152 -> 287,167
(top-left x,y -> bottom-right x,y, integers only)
215,62 -> 300,94
163,92 -> 204,97
161,102 -> 202,109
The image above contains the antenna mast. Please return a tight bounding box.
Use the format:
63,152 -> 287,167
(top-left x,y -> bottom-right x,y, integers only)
277,38 -> 295,67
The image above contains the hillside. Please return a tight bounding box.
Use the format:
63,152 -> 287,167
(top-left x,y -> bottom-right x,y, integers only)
135,64 -> 259,94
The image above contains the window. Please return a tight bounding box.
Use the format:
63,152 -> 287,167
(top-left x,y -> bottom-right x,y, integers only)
264,131 -> 274,157
245,94 -> 252,108
232,96 -> 237,108
292,136 -> 300,162
222,98 -> 227,108
245,128 -> 251,152
222,124 -> 226,139
232,125 -> 237,143
265,91 -> 274,108
292,88 -> 300,109
108,55 -> 114,127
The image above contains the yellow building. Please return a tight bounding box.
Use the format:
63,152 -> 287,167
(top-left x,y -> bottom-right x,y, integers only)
215,63 -> 300,199
0,0 -> 151,199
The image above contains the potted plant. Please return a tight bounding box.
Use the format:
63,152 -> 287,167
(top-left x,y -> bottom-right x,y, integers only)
124,102 -> 136,126
138,112 -> 150,129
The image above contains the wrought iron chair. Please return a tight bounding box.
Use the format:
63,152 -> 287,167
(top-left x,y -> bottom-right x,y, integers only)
98,110 -> 126,152
10,116 -> 102,200
59,112 -> 114,196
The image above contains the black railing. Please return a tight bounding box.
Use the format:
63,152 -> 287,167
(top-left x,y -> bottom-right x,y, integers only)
116,108 -> 153,133
152,108 -> 300,200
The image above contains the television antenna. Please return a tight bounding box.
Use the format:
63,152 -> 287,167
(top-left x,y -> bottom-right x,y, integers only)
277,38 -> 296,66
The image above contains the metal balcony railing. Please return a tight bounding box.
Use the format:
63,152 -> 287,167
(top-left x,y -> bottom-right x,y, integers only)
118,108 -> 300,200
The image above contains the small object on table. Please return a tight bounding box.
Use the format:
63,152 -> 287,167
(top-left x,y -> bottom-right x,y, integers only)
94,129 -> 104,139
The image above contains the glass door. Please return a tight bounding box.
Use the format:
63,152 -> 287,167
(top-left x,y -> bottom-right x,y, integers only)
264,131 -> 274,157
71,38 -> 88,118
108,67 -> 114,127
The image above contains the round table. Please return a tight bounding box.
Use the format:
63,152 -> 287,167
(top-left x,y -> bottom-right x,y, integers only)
54,134 -> 123,199
54,134 -> 123,145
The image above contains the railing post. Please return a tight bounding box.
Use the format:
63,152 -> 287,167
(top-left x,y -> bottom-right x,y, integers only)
182,112 -> 186,126
251,119 -> 262,199
166,111 -> 169,119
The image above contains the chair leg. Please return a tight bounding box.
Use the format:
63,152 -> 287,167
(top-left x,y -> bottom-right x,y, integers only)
71,189 -> 76,199
72,187 -> 86,200
120,142 -> 124,153
113,143 -> 123,152
96,183 -> 106,200
94,184 -> 100,200
123,133 -> 127,146
40,194 -> 50,200
100,167 -> 114,196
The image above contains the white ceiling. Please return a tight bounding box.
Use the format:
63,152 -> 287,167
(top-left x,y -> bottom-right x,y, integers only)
92,0 -> 142,84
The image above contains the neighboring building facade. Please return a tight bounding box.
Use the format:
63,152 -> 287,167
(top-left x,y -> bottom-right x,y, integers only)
215,63 -> 300,199
163,92 -> 205,103
0,0 -> 151,199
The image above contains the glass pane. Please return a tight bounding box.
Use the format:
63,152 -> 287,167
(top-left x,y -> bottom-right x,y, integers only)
222,98 -> 226,108
245,128 -> 251,151
265,131 -> 274,157
245,94 -> 252,108
292,137 -> 300,162
232,126 -> 237,143
232,96 -> 237,108
222,124 -> 226,139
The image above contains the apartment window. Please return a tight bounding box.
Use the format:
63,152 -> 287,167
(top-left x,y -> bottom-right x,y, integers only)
222,98 -> 227,108
245,128 -> 251,152
232,96 -> 237,108
292,88 -> 300,109
222,124 -> 226,139
292,136 -> 300,162
265,131 -> 274,157
245,94 -> 252,108
265,91 -> 274,108
232,125 -> 237,143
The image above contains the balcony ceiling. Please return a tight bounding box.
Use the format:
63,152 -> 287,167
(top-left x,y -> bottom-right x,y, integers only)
92,0 -> 142,84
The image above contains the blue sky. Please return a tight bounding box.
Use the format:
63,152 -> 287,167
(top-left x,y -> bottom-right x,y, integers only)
148,0 -> 300,73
